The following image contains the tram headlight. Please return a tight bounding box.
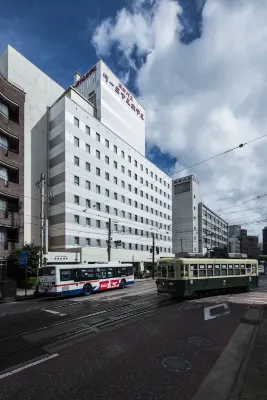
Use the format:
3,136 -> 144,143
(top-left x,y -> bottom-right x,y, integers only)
169,282 -> 174,286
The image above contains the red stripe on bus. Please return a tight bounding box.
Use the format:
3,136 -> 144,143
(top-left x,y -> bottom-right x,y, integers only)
54,280 -> 101,288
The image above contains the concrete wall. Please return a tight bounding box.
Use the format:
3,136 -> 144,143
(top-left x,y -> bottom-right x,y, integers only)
0,45 -> 64,244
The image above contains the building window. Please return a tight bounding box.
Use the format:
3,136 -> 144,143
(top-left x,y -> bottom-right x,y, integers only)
86,144 -> 90,153
86,218 -> 90,226
141,217 -> 143,223
86,162 -> 90,171
146,168 -> 148,174
114,208 -> 118,216
134,174 -> 137,181
128,155 -> 131,163
135,187 -> 138,194
74,136 -> 79,147
86,125 -> 90,135
141,191 -> 143,197
96,185 -> 100,194
86,238 -> 91,246
135,244 -> 138,250
135,201 -> 138,208
135,160 -> 137,167
106,205 -> 109,213
122,196 -> 125,203
120,165 -> 124,174
114,192 -> 118,200
105,139 -> 109,148
96,202 -> 100,211
135,215 -> 138,221
74,156 -> 79,166
74,117 -> 79,127
114,160 -> 117,169
0,100 -> 9,119
96,150 -> 100,159
105,172 -> 109,181
96,220 -> 101,228
141,245 -> 143,251
74,175 -> 79,185
96,239 -> 101,247
128,198 -> 132,206
129,243 -> 132,250
140,177 -> 143,184
128,169 -> 131,177
140,164 -> 143,171
74,215 -> 79,224
114,176 -> 118,184
128,184 -> 132,191
114,145 -> 117,153
151,184 -> 153,190
146,194 -> 148,200
74,195 -> 79,205
121,180 -> 125,188
129,213 -> 132,220
121,150 -> 124,158
105,155 -> 109,164
86,199 -> 90,208
151,171 -> 153,178
74,236 -> 79,245
96,133 -> 100,142
96,167 -> 100,176
105,189 -> 109,197
122,210 -> 125,218
86,181 -> 90,190
141,204 -> 143,210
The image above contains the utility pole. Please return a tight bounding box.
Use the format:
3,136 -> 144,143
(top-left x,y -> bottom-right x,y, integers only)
107,218 -> 111,262
152,232 -> 155,280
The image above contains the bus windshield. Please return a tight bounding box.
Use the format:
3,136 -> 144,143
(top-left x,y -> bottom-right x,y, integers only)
39,267 -> 55,276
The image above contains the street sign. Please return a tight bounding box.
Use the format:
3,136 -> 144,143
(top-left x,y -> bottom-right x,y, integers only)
19,251 -> 28,268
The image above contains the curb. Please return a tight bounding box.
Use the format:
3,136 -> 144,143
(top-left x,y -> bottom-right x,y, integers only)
192,308 -> 262,400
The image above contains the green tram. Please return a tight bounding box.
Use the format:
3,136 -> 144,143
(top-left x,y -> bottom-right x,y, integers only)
156,257 -> 259,298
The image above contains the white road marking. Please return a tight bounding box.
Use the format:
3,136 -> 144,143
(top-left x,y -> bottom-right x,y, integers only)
0,353 -> 59,380
204,303 -> 230,321
43,309 -> 66,316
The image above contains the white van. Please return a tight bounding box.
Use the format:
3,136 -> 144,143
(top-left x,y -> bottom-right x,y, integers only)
258,265 -> 265,275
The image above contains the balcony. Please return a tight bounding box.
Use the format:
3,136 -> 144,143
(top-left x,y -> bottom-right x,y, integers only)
0,140 -> 19,164
0,166 -> 19,193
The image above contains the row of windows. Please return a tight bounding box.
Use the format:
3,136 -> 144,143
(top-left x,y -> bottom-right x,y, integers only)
73,215 -> 171,239
60,266 -> 133,282
74,196 -> 170,226
158,263 -> 256,278
73,116 -> 170,187
73,236 -> 171,252
203,213 -> 227,230
73,179 -> 171,216
73,153 -> 171,200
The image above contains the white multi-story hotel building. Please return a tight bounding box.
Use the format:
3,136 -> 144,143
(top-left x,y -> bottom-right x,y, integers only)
0,46 -> 172,267
48,63 -> 172,266
172,175 -> 228,254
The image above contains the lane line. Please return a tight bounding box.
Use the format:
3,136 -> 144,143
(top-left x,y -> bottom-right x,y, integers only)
0,353 -> 59,380
43,309 -> 66,316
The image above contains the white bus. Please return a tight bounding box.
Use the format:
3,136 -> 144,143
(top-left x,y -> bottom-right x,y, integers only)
38,262 -> 134,297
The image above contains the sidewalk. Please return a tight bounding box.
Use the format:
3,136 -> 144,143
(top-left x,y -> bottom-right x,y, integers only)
236,308 -> 267,399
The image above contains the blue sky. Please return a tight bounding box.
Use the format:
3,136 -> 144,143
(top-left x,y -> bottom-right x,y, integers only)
0,0 -> 205,173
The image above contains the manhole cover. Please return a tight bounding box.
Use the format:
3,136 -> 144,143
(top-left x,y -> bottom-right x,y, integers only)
162,357 -> 191,372
188,337 -> 212,347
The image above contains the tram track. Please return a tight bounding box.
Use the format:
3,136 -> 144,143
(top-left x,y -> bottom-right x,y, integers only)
0,298 -> 175,371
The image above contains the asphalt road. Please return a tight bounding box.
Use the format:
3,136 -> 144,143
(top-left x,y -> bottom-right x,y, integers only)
0,278 -> 266,399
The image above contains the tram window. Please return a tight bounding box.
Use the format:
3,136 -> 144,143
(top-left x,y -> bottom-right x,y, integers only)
234,264 -> 240,269
184,265 -> 188,277
168,265 -> 175,278
199,270 -> 206,277
241,268 -> 246,275
214,265 -> 220,276
234,268 -> 240,275
221,265 -> 227,275
157,266 -> 161,277
190,264 -> 198,278
207,269 -> 213,276
162,266 -> 167,277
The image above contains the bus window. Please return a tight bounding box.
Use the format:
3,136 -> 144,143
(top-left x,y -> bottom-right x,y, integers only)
162,266 -> 167,277
107,268 -> 113,278
168,265 -> 175,278
72,269 -> 80,282
60,269 -> 73,282
95,268 -> 107,279
81,269 -> 95,280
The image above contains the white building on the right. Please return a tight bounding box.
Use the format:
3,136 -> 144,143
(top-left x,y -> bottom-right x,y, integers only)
172,175 -> 228,255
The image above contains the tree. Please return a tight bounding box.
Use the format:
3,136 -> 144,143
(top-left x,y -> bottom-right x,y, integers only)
7,243 -> 41,284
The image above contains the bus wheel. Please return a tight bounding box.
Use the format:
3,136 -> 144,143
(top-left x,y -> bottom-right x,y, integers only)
83,284 -> 92,296
120,279 -> 126,289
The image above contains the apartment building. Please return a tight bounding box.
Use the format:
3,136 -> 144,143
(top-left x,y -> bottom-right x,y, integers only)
0,71 -> 25,256
172,175 -> 228,254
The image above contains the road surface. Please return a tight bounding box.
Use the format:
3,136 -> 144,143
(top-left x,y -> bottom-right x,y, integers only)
0,277 -> 266,399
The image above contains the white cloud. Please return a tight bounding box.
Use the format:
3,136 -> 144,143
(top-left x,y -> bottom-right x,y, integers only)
92,0 -> 267,240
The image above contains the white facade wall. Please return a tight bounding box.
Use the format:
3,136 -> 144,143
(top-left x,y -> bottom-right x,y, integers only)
172,176 -> 201,253
199,203 -> 228,253
49,91 -> 172,263
0,45 -> 64,244
74,60 -> 146,156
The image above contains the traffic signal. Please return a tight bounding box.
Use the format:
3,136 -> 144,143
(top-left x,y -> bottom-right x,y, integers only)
150,246 -> 154,253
